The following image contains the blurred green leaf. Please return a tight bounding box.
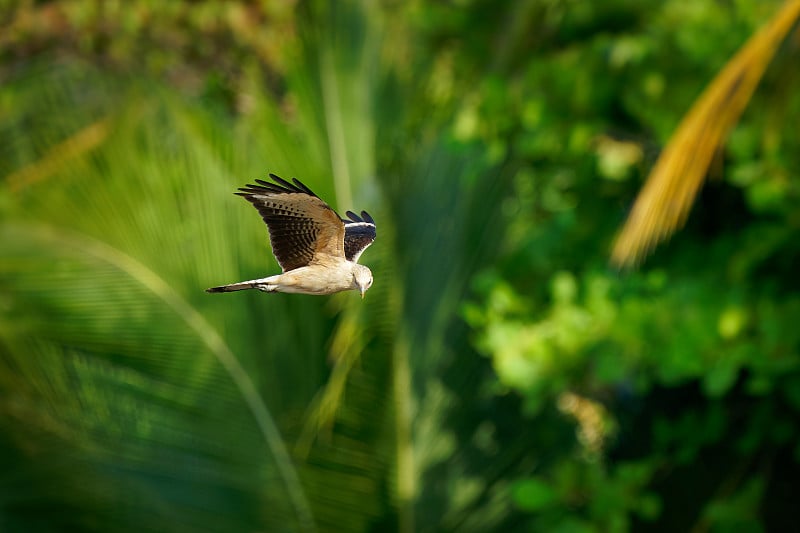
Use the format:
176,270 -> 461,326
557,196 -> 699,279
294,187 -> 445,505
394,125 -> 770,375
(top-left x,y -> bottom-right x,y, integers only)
512,477 -> 557,511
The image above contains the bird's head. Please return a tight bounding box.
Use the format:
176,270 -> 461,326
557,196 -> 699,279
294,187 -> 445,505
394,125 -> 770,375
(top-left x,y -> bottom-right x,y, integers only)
352,264 -> 373,299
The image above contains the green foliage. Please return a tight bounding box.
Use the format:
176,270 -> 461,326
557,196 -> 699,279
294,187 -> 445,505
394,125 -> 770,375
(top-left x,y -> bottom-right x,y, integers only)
0,1 -> 294,97
2,0 -> 800,532
444,0 -> 800,530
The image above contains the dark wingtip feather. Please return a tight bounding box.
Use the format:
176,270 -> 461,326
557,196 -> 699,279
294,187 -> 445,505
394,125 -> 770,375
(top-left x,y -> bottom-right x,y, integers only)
263,174 -> 318,196
292,178 -> 317,197
255,178 -> 288,192
342,210 -> 376,228
237,183 -> 270,196
235,173 -> 321,198
238,175 -> 293,196
268,174 -> 295,189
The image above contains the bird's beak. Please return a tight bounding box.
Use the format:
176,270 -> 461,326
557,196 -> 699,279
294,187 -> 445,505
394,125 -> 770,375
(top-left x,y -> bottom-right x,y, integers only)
360,288 -> 366,299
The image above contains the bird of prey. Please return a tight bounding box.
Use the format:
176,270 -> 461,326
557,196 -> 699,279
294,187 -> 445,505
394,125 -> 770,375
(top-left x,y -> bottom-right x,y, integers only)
206,174 -> 376,297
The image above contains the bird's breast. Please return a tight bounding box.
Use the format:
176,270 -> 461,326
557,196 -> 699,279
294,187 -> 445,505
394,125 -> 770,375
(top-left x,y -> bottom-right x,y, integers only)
279,263 -> 355,294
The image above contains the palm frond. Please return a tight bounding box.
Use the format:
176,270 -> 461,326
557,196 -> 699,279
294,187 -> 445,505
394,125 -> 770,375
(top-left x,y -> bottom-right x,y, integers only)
1,2 -> 527,531
611,0 -> 800,267
0,66 -> 335,531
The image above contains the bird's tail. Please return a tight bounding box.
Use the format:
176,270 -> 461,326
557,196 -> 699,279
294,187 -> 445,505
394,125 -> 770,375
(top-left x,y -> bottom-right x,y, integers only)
206,276 -> 278,293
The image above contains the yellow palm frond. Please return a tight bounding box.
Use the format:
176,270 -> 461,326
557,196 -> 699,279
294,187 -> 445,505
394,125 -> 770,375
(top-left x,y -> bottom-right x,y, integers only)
611,0 -> 800,268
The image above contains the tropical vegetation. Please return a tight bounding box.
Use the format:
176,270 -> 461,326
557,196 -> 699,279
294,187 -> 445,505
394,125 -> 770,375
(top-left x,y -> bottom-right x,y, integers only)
1,1 -> 799,531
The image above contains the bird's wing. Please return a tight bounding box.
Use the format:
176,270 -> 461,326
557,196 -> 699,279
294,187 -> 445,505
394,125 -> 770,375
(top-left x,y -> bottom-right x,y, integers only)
342,210 -> 376,263
236,174 -> 345,272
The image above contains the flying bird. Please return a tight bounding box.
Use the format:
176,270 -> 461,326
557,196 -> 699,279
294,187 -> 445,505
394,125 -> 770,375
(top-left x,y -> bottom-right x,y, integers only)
207,174 -> 376,297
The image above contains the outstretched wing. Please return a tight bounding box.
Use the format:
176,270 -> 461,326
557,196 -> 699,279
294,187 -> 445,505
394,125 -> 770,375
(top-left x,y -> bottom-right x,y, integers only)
236,174 -> 345,272
342,210 -> 376,263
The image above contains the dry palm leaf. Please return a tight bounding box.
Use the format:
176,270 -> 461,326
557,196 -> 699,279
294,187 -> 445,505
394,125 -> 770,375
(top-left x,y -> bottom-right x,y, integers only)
611,0 -> 800,267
